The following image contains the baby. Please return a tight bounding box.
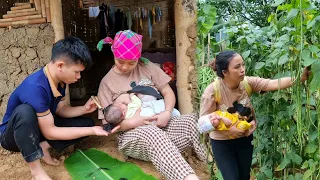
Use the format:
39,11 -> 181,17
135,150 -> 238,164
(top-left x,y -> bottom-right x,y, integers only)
104,93 -> 180,127
198,101 -> 252,134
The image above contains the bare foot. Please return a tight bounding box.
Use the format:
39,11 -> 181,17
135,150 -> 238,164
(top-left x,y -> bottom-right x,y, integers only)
32,172 -> 52,180
29,160 -> 52,180
40,141 -> 60,166
41,148 -> 60,166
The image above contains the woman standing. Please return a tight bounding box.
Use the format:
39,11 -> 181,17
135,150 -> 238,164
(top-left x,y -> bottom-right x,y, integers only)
97,30 -> 206,180
200,50 -> 310,180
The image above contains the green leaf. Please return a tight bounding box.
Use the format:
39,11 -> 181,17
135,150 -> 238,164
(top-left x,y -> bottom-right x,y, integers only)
246,37 -> 254,45
286,9 -> 299,21
64,149 -> 157,180
277,4 -> 292,11
242,50 -> 251,59
278,54 -> 289,65
307,15 -> 320,29
305,143 -> 318,154
309,45 -> 320,53
255,62 -> 265,70
272,0 -> 285,7
302,49 -> 317,66
294,173 -> 303,180
310,62 -> 320,92
309,129 -> 318,141
268,14 -> 274,23
236,36 -> 245,42
279,34 -> 290,42
301,160 -> 309,169
275,156 -> 290,171
261,165 -> 273,178
302,170 -> 313,180
203,6 -> 211,14
291,153 -> 302,165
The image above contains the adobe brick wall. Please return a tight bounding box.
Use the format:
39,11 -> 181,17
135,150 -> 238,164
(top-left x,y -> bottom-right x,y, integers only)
0,24 -> 54,118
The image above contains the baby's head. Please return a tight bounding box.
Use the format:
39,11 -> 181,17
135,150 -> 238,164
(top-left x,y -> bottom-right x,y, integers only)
104,103 -> 127,125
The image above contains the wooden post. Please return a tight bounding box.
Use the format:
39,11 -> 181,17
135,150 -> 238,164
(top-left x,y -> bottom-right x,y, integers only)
41,0 -> 46,18
45,0 -> 51,22
174,0 -> 197,114
50,0 -> 70,104
34,0 -> 42,14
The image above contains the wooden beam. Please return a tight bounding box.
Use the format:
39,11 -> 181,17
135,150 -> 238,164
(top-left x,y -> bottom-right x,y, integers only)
45,0 -> 51,22
14,3 -> 30,6
41,0 -> 46,17
7,8 -> 36,14
0,18 -> 46,28
11,4 -> 32,11
3,11 -> 39,19
0,14 -> 42,22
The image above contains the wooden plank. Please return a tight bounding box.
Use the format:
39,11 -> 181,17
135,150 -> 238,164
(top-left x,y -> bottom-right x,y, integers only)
3,11 -> 39,19
45,0 -> 51,22
41,0 -> 46,17
0,18 -> 46,28
14,3 -> 31,7
7,8 -> 36,14
11,4 -> 32,11
0,14 -> 42,22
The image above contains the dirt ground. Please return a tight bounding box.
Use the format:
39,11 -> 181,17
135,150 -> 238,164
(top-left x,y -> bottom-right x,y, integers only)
0,112 -> 210,180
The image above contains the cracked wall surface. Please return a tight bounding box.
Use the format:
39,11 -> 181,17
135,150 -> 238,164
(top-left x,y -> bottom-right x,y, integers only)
0,24 -> 55,118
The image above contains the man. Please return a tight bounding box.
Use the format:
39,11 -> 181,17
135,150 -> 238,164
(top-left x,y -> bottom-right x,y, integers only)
0,36 -> 117,180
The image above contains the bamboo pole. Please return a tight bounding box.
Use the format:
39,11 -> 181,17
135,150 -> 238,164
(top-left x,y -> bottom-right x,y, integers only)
34,0 -> 42,14
0,18 -> 46,28
0,14 -> 42,22
50,0 -> 69,104
3,11 -> 39,19
11,4 -> 32,11
7,8 -> 36,14
174,0 -> 197,114
41,0 -> 46,18
45,0 -> 51,22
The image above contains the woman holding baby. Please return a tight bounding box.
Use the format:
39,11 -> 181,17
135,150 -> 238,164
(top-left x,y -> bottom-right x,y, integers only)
200,50 -> 311,180
97,30 -> 205,180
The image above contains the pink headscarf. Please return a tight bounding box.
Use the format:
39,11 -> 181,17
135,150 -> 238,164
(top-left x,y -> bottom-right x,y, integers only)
97,30 -> 143,61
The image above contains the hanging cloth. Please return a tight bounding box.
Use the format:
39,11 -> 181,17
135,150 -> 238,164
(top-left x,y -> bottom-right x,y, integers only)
127,8 -> 132,30
89,6 -> 100,17
133,9 -> 139,32
152,7 -> 156,25
115,9 -> 123,33
148,9 -> 152,39
139,7 -> 143,30
157,6 -> 162,22
98,4 -> 108,39
108,5 -> 115,36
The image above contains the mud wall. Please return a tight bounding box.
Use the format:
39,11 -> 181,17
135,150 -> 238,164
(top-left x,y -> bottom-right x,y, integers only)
0,24 -> 55,118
